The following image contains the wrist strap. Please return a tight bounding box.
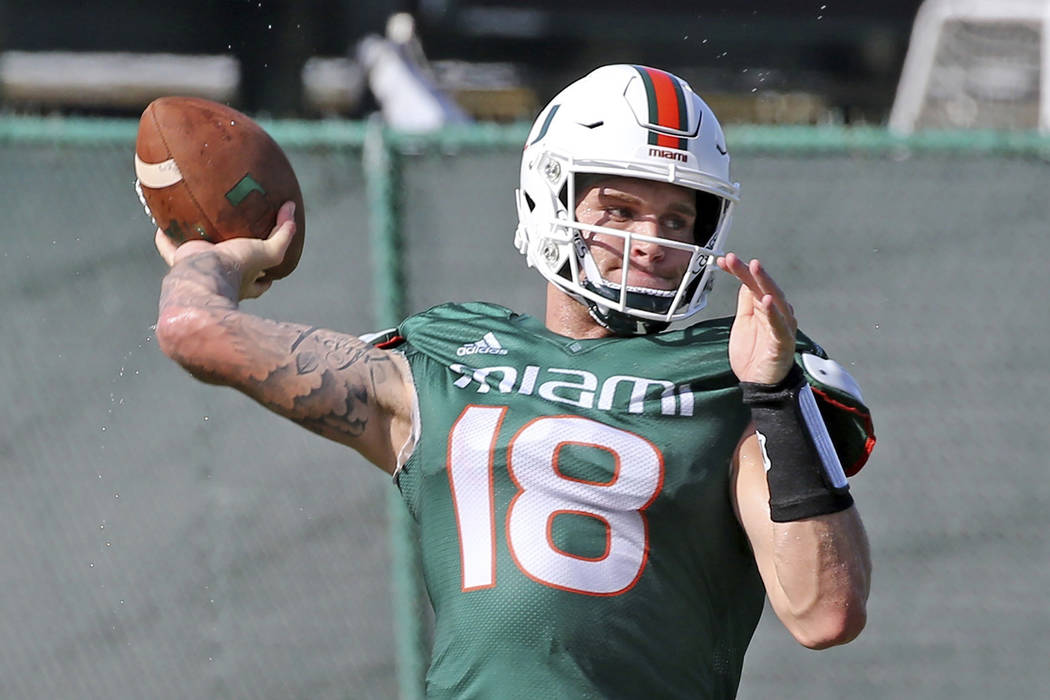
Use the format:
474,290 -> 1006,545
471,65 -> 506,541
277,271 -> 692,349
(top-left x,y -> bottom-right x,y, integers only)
740,365 -> 854,522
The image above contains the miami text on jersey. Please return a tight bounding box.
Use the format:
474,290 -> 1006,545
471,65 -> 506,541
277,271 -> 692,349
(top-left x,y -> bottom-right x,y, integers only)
449,363 -> 696,416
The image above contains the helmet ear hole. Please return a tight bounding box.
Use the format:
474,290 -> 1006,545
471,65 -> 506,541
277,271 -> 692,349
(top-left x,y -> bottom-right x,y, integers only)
524,192 -> 536,212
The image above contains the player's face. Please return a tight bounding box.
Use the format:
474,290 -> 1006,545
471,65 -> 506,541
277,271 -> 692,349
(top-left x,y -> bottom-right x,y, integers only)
574,177 -> 697,291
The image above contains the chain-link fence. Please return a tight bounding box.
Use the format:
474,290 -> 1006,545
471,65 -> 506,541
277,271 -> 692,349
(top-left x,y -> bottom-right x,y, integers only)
1,118 -> 1048,699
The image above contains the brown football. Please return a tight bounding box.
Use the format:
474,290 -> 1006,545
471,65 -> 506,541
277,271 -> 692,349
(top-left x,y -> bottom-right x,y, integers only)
135,96 -> 305,279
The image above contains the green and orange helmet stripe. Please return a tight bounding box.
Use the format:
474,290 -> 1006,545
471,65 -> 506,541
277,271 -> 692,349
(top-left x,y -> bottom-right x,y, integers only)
632,65 -> 693,150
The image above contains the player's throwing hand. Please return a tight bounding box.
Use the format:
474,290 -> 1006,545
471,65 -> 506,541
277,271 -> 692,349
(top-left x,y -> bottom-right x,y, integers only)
154,201 -> 297,300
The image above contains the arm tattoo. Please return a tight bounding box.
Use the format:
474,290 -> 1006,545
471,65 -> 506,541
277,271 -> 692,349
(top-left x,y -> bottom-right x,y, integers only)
206,317 -> 396,443
267,324 -> 394,440
160,252 -> 240,313
160,253 -> 399,447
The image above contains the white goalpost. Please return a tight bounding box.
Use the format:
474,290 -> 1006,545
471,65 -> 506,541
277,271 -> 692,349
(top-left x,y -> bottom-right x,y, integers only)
889,0 -> 1050,132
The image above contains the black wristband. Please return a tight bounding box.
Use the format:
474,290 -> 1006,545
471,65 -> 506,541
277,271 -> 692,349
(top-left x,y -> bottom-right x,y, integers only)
740,365 -> 854,522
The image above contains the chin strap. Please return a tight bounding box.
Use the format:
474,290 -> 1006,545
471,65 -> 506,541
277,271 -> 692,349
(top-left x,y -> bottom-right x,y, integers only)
586,299 -> 669,336
580,280 -> 670,335
574,232 -> 674,336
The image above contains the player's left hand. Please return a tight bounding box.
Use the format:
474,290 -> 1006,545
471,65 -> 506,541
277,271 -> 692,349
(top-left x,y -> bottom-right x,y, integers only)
716,252 -> 798,385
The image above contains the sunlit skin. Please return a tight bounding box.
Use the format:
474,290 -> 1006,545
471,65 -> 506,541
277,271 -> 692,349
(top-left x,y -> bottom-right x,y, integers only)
155,186 -> 870,650
575,177 -> 697,291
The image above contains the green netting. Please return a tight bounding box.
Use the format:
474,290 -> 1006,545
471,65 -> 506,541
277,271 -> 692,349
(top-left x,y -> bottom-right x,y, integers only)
6,115 -> 1050,153
1,117 -> 1047,700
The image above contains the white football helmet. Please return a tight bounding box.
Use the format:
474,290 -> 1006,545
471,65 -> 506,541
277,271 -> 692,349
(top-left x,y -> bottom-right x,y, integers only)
515,64 -> 740,335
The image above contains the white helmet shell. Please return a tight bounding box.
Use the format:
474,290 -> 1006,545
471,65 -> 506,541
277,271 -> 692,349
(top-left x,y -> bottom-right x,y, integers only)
515,64 -> 740,333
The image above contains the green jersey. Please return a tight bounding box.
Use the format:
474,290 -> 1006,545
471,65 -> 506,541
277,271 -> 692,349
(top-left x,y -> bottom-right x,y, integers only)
388,302 -> 868,699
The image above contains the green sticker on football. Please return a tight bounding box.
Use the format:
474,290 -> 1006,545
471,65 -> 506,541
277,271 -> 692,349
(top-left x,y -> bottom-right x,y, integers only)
225,174 -> 266,206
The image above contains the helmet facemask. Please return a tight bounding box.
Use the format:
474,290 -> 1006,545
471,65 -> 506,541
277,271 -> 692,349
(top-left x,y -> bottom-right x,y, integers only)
561,172 -> 732,334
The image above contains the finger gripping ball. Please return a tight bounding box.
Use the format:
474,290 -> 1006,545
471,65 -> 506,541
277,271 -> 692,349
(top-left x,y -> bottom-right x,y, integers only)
134,96 -> 305,279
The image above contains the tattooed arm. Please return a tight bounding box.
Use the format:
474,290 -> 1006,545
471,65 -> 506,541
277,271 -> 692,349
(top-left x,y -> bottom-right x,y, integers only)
154,202 -> 414,474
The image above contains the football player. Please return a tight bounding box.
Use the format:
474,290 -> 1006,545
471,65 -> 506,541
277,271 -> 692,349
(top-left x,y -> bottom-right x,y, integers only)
154,64 -> 874,698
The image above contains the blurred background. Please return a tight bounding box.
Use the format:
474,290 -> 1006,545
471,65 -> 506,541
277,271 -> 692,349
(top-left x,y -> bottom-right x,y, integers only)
2,1 -> 1049,699
0,0 -> 921,123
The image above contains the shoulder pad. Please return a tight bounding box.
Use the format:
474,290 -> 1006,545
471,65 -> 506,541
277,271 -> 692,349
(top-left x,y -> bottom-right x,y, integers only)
796,351 -> 875,477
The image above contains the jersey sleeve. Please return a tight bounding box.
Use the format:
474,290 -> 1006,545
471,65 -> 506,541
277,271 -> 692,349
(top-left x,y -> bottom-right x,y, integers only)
794,333 -> 876,477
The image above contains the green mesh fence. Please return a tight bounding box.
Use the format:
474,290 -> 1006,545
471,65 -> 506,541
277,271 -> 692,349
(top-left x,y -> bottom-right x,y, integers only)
1,117 -> 1048,700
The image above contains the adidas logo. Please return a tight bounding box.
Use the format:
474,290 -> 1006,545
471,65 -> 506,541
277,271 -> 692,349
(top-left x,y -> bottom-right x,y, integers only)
456,332 -> 509,357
